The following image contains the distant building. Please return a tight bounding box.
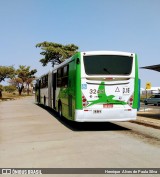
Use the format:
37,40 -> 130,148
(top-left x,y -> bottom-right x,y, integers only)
140,64 -> 160,95
141,87 -> 160,95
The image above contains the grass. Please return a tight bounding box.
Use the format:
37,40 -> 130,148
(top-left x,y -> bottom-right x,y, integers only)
0,91 -> 34,101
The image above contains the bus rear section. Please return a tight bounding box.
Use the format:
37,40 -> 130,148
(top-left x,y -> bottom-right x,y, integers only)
75,51 -> 139,122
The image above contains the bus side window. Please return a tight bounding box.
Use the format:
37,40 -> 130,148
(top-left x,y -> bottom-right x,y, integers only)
57,66 -> 69,88
62,66 -> 69,87
40,78 -> 43,88
57,68 -> 63,87
45,75 -> 48,87
63,65 -> 68,76
40,75 -> 48,88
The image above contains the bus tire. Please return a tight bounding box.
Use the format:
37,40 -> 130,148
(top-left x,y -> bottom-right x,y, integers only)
58,102 -> 62,118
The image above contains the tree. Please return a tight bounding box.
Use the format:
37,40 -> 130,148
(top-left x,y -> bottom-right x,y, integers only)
10,65 -> 37,95
0,66 -> 15,98
0,66 -> 15,82
17,65 -> 37,95
9,77 -> 24,95
36,41 -> 79,67
25,77 -> 35,95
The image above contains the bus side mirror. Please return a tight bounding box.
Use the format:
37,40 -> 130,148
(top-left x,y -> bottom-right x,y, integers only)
76,58 -> 80,64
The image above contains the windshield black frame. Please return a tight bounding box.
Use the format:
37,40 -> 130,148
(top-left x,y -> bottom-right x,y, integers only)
83,55 -> 133,75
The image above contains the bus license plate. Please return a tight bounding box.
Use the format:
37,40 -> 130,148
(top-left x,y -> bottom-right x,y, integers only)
103,104 -> 113,108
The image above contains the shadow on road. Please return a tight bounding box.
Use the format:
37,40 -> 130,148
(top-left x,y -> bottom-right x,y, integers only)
138,113 -> 160,119
36,104 -> 130,132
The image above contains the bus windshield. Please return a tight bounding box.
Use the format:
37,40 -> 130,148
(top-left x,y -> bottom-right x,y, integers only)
83,55 -> 133,75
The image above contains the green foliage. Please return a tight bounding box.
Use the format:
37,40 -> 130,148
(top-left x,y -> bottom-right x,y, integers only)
0,65 -> 37,97
36,41 -> 79,67
0,66 -> 15,82
10,65 -> 37,95
4,85 -> 17,93
16,65 -> 37,82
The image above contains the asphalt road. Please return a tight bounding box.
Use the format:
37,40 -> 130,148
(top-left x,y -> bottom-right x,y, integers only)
0,97 -> 160,177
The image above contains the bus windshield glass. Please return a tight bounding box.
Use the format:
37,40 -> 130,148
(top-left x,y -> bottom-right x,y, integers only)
83,55 -> 133,75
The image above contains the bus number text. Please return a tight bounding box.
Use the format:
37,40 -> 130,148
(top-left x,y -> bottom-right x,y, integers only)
123,87 -> 130,94
90,89 -> 96,94
90,89 -> 105,94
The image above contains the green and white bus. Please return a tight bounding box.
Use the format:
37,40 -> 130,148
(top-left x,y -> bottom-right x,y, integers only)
35,51 -> 139,122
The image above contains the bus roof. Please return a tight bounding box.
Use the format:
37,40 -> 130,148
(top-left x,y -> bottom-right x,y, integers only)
81,51 -> 135,56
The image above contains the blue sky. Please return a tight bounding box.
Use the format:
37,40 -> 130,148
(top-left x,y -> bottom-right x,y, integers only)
0,0 -> 160,87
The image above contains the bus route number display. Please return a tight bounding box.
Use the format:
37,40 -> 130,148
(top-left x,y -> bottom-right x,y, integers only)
123,87 -> 130,94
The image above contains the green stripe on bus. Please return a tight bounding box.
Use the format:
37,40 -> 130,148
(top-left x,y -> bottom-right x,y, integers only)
133,54 -> 139,109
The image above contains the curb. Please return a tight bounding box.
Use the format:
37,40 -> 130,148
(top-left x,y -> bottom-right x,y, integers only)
130,120 -> 160,130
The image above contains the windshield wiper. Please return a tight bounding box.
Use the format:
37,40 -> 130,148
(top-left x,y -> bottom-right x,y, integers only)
103,68 -> 110,74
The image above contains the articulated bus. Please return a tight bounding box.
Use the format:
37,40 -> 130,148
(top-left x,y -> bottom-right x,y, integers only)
35,51 -> 139,122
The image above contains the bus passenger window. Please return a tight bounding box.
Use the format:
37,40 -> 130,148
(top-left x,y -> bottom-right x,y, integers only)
57,66 -> 69,88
